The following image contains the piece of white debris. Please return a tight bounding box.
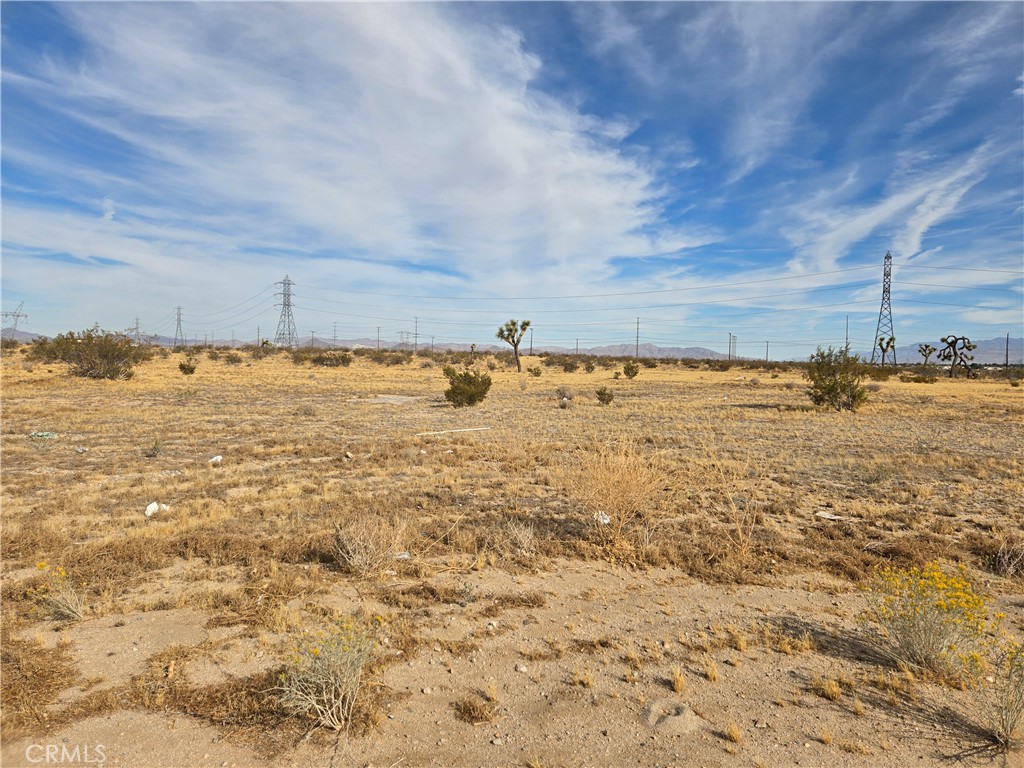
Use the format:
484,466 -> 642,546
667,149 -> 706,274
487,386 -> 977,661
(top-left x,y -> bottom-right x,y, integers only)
145,502 -> 160,517
594,511 -> 611,525
160,503 -> 169,512
208,455 -> 223,467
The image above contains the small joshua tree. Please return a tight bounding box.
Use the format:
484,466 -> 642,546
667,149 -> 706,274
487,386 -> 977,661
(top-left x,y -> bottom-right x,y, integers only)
496,319 -> 531,373
877,336 -> 896,366
918,343 -> 937,365
938,335 -> 977,378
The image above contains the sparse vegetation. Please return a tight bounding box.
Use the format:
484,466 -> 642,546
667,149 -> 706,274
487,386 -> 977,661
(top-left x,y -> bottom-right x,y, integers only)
595,386 -> 614,405
622,361 -> 640,379
496,319 -> 531,373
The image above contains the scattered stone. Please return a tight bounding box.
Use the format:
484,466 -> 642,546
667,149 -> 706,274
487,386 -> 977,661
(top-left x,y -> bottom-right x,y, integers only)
29,431 -> 57,439
491,738 -> 503,746
208,455 -> 223,467
145,502 -> 160,517
74,446 -> 89,454
755,720 -> 769,729
344,451 -> 353,460
515,664 -> 528,673
394,551 -> 411,561
421,687 -> 432,695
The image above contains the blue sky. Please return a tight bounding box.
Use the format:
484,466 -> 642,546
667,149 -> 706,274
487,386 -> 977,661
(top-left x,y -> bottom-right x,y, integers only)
2,2 -> 1022,357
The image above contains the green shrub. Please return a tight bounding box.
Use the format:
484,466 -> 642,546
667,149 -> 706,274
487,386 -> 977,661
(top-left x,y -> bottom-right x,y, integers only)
224,352 -> 244,365
595,387 -> 614,405
442,365 -> 492,407
28,328 -> 152,380
865,367 -> 892,381
178,355 -> 198,376
584,361 -> 595,373
527,366 -> 542,378
206,349 -> 220,361
562,360 -> 579,373
641,358 -> 658,369
804,346 -> 867,411
622,362 -> 640,379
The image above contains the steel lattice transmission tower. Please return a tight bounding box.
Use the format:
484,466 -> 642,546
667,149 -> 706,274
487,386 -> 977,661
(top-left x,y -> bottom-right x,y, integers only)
173,306 -> 185,348
274,275 -> 299,348
869,251 -> 896,365
1,302 -> 27,340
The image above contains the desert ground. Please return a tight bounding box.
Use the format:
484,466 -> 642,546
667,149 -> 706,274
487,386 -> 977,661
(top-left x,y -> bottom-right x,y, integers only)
1,346 -> 1022,768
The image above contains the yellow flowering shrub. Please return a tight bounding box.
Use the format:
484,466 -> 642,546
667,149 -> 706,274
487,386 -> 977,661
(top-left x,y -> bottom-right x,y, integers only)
275,618 -> 375,731
863,562 -> 988,679
30,562 -> 85,621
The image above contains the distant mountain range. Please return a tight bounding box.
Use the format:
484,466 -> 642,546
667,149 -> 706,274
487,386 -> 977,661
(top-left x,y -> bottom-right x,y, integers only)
4,328 -> 1021,364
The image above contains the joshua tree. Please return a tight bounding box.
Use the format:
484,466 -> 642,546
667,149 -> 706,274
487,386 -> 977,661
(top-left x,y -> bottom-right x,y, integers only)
877,336 -> 896,366
937,335 -> 977,378
918,343 -> 937,365
496,319 -> 531,373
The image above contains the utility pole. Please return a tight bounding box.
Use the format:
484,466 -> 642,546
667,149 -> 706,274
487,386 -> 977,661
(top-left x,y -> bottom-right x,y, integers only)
273,275 -> 298,348
332,322 -> 338,348
173,306 -> 185,348
529,328 -> 534,355
204,334 -> 208,347
376,327 -> 380,351
257,325 -> 260,347
231,330 -> 235,348
1,302 -> 27,340
431,336 -> 435,353
635,318 -> 640,358
765,341 -> 769,363
728,333 -> 732,361
1007,333 -> 1010,368
310,331 -> 315,348
576,339 -> 579,355
414,317 -> 419,352
870,251 -> 896,365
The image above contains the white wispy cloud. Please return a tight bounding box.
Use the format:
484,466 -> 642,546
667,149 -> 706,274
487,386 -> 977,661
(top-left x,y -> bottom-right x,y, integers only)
11,4 -> 705,293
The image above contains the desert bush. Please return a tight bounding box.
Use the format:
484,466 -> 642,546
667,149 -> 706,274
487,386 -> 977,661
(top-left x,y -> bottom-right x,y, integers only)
311,351 -> 352,368
30,562 -> 85,621
179,355 -> 198,375
566,441 -> 667,548
981,641 -> 1024,750
584,361 -> 595,373
562,359 -> 579,373
862,562 -> 987,679
527,366 -> 542,378
622,362 -> 640,379
332,514 -> 408,578
641,358 -> 658,369
28,328 -> 151,380
442,365 -> 492,408
899,372 -> 938,384
865,367 -> 892,381
804,346 -> 868,411
223,352 -> 243,365
595,387 -> 614,405
555,386 -> 575,401
275,619 -> 375,731
206,349 -> 220,361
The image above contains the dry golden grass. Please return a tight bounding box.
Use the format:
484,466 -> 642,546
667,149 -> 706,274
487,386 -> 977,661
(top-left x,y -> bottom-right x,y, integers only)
2,350 -> 1022,750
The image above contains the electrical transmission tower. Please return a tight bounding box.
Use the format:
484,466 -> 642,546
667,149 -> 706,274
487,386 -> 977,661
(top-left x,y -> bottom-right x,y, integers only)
1,302 -> 27,340
173,307 -> 185,348
127,317 -> 142,344
869,251 -> 896,366
274,275 -> 298,348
